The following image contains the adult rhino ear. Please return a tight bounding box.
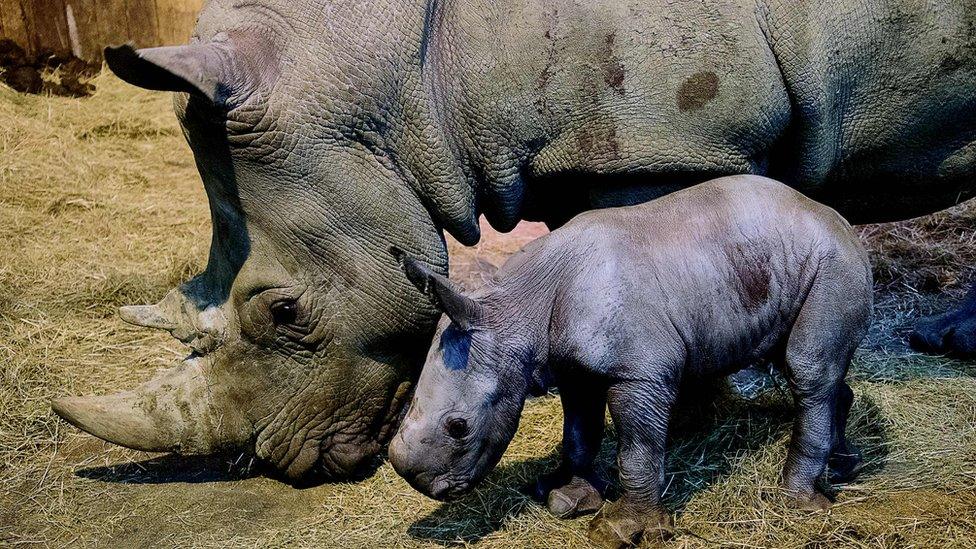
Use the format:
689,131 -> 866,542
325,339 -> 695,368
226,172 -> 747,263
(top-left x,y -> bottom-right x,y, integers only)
105,38 -> 266,107
390,247 -> 483,331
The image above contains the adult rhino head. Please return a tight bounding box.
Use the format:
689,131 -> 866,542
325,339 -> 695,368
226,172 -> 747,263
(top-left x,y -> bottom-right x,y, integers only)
53,0 -> 480,481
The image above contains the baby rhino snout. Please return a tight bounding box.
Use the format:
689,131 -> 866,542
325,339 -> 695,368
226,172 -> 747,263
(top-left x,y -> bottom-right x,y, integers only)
389,422 -> 447,499
390,418 -> 474,501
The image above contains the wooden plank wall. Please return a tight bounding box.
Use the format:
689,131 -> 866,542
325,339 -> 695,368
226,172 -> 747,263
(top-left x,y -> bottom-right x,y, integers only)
0,0 -> 205,62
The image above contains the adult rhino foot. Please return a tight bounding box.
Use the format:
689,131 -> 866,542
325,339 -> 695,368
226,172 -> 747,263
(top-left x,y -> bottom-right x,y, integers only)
587,499 -> 673,549
910,290 -> 976,356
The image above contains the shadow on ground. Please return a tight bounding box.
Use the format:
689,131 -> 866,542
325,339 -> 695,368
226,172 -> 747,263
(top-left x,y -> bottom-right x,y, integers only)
76,453 -> 262,484
75,451 -> 389,490
407,454 -> 559,545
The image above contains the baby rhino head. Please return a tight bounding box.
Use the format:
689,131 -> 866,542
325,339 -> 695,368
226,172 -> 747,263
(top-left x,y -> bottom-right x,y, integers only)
387,248 -> 533,501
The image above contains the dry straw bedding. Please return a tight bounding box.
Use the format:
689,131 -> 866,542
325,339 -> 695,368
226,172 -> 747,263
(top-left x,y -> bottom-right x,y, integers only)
1,74 -> 975,548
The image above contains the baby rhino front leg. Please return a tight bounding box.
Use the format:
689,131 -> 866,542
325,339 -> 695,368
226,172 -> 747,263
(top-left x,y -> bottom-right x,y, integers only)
531,377 -> 607,518
589,378 -> 676,548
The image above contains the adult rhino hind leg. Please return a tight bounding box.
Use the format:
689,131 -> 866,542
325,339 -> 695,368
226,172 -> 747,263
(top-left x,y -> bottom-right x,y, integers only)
910,284 -> 976,357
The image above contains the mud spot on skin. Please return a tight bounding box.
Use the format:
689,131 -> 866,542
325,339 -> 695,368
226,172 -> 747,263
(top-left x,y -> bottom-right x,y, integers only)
677,71 -> 719,111
536,63 -> 554,92
577,122 -> 620,160
738,265 -> 770,311
941,54 -> 963,72
726,243 -> 771,312
602,33 -> 626,93
536,15 -> 559,108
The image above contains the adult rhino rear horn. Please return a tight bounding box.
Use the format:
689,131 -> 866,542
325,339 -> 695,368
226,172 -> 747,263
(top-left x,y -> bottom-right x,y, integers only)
119,286 -> 229,355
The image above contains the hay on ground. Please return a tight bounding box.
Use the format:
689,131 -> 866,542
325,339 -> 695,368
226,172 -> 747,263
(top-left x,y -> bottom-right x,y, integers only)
1,73 -> 975,548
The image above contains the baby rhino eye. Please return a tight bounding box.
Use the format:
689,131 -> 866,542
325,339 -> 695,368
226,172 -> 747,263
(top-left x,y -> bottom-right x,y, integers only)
446,417 -> 469,439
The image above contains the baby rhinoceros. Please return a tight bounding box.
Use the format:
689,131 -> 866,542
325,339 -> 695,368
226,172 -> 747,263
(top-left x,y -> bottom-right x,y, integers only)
388,175 -> 872,548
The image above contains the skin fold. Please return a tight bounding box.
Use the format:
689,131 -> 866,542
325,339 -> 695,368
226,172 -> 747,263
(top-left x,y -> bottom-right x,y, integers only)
389,176 -> 873,548
52,0 -> 973,480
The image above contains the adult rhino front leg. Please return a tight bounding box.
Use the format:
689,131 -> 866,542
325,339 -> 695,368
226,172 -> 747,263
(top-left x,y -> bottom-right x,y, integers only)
911,284 -> 976,357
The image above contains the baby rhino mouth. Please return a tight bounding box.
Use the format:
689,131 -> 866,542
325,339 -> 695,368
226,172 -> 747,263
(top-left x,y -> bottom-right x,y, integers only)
428,475 -> 472,501
393,464 -> 473,501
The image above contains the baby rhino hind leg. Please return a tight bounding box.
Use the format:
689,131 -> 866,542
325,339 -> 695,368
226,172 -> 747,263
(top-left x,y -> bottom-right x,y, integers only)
781,271 -> 870,510
827,382 -> 863,483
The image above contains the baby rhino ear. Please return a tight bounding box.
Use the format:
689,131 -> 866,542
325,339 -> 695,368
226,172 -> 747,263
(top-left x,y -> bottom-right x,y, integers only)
389,247 -> 483,331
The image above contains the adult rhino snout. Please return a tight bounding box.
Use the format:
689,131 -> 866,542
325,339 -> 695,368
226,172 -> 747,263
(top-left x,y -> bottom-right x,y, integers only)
52,357 -> 250,454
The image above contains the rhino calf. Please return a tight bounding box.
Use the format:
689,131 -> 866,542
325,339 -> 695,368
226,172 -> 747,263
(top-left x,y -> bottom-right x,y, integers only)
388,175 -> 872,547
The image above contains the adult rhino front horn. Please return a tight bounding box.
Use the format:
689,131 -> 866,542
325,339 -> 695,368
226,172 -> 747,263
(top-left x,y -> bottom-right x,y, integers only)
53,356 -> 248,454
54,0 -> 976,481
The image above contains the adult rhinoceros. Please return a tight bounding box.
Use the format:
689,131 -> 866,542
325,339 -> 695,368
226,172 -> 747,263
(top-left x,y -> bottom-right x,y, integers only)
52,0 -> 976,481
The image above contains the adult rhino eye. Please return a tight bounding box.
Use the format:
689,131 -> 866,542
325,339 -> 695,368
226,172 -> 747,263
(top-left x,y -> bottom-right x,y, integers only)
446,417 -> 469,440
270,300 -> 299,326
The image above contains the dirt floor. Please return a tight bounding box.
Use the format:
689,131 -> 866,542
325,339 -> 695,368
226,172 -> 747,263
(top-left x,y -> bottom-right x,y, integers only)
1,74 -> 975,548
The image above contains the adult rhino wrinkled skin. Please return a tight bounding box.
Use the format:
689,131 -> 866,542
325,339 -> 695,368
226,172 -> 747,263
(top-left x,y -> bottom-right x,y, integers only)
53,0 -> 976,480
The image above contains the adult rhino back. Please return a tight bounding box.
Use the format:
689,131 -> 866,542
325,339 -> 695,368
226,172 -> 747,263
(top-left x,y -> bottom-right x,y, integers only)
53,0 -> 976,480
423,0 -> 976,226
761,0 -> 976,221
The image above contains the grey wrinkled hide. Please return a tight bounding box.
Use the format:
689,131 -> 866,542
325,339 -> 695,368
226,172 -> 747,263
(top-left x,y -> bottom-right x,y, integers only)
54,0 -> 973,480
389,176 -> 872,546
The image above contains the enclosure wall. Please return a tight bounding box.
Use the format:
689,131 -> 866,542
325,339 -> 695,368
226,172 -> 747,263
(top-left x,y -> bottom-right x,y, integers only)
0,0 -> 205,61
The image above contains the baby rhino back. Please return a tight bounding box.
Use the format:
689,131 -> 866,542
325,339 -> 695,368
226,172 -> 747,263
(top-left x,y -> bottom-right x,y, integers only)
550,175 -> 872,378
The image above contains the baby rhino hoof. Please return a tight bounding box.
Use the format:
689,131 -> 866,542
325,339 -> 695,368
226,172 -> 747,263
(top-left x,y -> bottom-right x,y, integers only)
547,476 -> 603,518
588,500 -> 673,549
